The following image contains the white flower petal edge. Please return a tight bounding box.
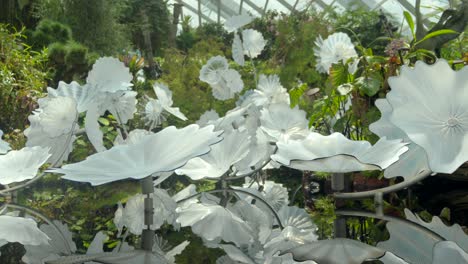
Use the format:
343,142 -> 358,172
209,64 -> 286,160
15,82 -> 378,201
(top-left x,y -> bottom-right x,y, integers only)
175,129 -> 250,180
271,132 -> 408,173
0,146 -> 50,185
370,99 -> 430,180
49,125 -> 223,185
387,59 -> 468,174
0,130 -> 10,154
0,215 -> 49,246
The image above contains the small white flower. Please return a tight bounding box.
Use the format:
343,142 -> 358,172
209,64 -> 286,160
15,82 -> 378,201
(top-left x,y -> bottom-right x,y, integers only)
0,146 -> 50,185
210,69 -> 244,101
145,83 -> 187,127
86,57 -> 133,93
199,56 -> 229,85
245,74 -> 290,107
242,29 -> 266,58
224,14 -> 254,32
196,110 -> 220,127
314,32 -> 358,74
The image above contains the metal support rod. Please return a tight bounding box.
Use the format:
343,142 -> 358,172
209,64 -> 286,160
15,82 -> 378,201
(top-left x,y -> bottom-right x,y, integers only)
141,176 -> 154,251
332,173 -> 346,238
334,217 -> 347,238
374,192 -> 383,217
217,0 -> 221,24
262,0 -> 269,16
198,0 -> 202,26
334,170 -> 431,199
239,0 -> 244,14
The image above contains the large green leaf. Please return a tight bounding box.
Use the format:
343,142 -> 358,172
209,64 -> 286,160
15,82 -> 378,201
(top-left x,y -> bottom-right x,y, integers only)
289,83 -> 308,108
355,74 -> 381,97
415,29 -> 458,46
403,11 -> 416,40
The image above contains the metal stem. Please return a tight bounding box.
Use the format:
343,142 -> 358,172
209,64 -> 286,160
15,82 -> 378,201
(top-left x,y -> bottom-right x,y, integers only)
334,170 -> 431,199
140,176 -> 154,251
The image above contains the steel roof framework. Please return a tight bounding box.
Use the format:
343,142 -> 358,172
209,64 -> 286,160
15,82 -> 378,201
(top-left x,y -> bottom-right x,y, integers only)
168,0 -> 450,30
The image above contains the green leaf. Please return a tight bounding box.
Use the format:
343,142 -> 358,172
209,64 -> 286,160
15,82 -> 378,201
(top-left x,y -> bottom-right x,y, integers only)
355,74 -> 381,97
289,83 -> 308,108
414,29 -> 458,46
329,63 -> 349,87
98,117 -> 110,126
403,11 -> 416,40
406,49 -> 437,61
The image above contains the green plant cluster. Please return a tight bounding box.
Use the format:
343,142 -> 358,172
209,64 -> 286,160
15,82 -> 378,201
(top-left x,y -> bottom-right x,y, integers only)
0,24 -> 49,132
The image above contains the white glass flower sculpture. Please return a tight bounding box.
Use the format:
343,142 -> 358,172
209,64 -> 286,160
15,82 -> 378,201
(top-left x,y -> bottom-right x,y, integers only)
0,215 -> 50,247
378,208 -> 468,263
370,99 -> 430,180
232,33 -> 245,66
196,109 -> 220,127
113,189 -> 177,235
86,57 -> 133,93
46,81 -> 93,113
0,130 -> 10,154
175,129 -> 250,180
176,202 -> 253,246
22,221 -> 77,263
49,124 -> 223,185
271,132 -> 408,173
114,129 -> 153,146
260,103 -> 310,142
243,75 -> 290,107
288,238 -> 385,264
233,178 -> 289,212
385,59 -> 468,174
234,128 -> 276,175
210,69 -> 244,101
224,13 -> 254,32
145,83 -> 187,127
24,96 -> 78,165
200,56 -> 244,100
242,29 -> 266,58
230,200 -> 272,245
314,32 -> 358,74
98,90 -> 137,125
0,146 -> 50,185
199,56 -> 229,85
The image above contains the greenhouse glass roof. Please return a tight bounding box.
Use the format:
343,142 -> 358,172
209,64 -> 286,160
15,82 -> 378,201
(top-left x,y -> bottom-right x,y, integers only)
167,0 -> 452,30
